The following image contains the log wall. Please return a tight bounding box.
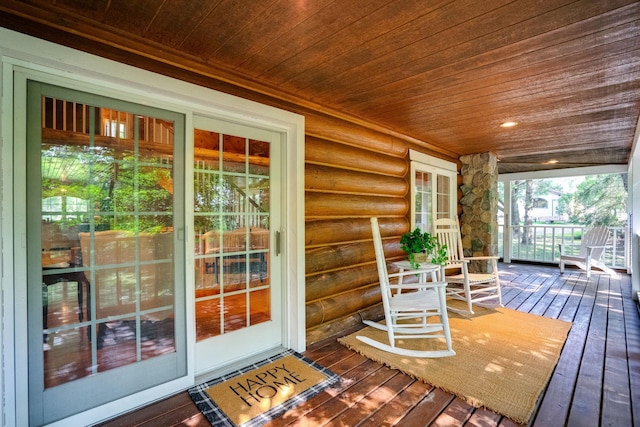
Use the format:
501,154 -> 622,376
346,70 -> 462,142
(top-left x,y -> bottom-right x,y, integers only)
304,113 -> 457,344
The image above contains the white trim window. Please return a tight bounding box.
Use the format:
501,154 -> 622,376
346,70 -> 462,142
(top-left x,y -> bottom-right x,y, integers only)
409,150 -> 457,231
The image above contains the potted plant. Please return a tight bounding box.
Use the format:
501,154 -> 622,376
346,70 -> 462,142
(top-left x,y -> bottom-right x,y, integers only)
400,227 -> 448,269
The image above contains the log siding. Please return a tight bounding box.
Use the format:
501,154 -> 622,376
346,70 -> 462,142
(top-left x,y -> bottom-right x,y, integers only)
303,114 -> 454,343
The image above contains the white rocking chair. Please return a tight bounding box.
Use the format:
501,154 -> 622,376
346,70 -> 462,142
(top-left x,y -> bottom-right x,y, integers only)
356,218 -> 455,358
434,217 -> 502,314
559,226 -> 617,279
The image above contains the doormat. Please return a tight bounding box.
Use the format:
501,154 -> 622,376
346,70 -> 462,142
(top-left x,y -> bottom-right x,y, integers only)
189,350 -> 340,427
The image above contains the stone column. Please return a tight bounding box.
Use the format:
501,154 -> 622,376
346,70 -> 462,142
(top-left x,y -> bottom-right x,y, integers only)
459,152 -> 498,273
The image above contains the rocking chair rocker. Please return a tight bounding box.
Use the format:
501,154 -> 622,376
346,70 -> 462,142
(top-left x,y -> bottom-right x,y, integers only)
356,218 -> 455,358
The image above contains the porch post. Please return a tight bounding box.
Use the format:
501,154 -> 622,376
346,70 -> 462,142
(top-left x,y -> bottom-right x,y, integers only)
502,180 -> 512,263
459,152 -> 499,273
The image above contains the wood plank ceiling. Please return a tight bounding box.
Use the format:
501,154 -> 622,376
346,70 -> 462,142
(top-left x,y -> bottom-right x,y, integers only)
1,0 -> 639,173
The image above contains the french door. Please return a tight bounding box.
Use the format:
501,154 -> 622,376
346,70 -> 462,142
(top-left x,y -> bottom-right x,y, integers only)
192,115 -> 283,374
26,82 -> 186,425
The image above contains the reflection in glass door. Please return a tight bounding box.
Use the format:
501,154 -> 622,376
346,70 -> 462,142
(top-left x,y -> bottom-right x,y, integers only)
27,82 -> 186,425
193,116 -> 281,371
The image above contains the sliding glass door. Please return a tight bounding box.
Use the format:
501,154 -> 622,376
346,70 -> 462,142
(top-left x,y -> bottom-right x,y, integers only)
26,82 -> 186,425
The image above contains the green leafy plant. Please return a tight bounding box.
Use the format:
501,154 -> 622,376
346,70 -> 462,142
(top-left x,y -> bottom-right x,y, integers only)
400,228 -> 448,268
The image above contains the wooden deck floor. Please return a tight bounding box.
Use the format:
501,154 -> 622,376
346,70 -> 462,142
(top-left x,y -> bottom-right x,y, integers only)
97,263 -> 640,427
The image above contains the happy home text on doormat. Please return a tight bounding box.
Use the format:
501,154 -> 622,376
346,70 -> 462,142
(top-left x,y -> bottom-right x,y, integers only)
189,350 -> 340,427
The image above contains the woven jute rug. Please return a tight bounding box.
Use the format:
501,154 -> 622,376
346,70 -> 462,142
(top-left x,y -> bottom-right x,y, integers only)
338,303 -> 571,425
189,350 -> 340,427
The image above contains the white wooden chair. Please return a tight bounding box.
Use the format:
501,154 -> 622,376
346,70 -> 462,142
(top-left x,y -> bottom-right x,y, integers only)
559,226 -> 617,279
434,217 -> 502,314
356,218 -> 455,358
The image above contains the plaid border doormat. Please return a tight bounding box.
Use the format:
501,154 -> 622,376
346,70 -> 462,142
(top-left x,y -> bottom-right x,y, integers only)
189,349 -> 340,427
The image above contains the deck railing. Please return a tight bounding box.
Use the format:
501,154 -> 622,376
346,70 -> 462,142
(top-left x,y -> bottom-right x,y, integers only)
498,224 -> 629,270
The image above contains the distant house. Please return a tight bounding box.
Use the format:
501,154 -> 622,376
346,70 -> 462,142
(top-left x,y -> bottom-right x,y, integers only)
529,190 -> 566,223
508,190 -> 566,224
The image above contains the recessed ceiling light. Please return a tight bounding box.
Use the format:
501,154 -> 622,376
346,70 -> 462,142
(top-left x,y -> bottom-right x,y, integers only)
500,121 -> 518,128
547,159 -> 559,164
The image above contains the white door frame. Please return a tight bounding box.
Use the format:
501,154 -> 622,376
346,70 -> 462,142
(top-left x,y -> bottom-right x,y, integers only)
0,28 -> 305,427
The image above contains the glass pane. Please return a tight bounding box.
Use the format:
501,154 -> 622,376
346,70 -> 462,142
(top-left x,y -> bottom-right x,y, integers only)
222,254 -> 247,291
141,309 -> 175,360
415,170 -> 432,232
250,288 -> 270,324
97,318 -> 138,372
43,327 -> 91,388
224,293 -> 247,333
222,134 -> 247,173
248,139 -> 270,175
194,127 -> 271,341
40,96 -> 176,388
437,175 -> 451,219
196,297 -> 221,340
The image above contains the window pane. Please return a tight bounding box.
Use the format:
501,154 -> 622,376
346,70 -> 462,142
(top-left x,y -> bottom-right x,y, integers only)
437,175 -> 451,219
415,170 -> 432,232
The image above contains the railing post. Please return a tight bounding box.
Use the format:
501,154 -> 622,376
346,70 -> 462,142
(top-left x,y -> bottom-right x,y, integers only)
612,228 -> 618,268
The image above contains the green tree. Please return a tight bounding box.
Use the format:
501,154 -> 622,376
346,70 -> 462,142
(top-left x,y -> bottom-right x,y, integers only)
567,174 -> 627,226
556,192 -> 573,219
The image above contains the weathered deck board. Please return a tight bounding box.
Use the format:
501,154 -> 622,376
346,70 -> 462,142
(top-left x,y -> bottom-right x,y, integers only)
97,263 -> 640,427
602,274 -> 633,426
566,275 -> 609,427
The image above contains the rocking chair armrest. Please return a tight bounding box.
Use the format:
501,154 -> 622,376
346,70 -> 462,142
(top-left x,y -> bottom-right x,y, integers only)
389,281 -> 447,291
388,271 -> 419,280
585,244 -> 608,258
586,245 -> 607,249
445,258 -> 469,265
388,269 -> 441,279
466,255 -> 499,261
